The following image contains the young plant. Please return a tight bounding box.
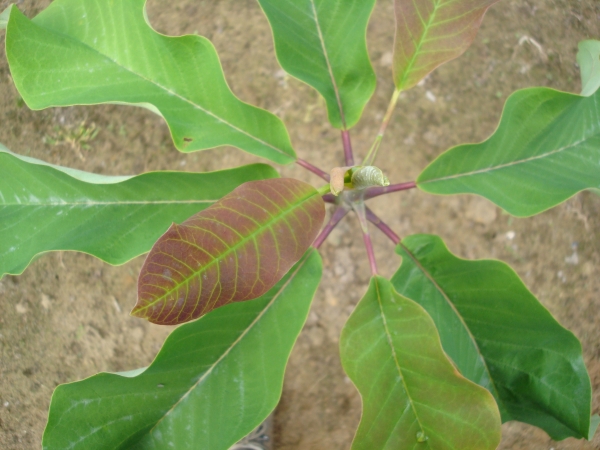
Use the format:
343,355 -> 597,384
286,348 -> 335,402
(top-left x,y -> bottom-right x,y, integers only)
0,0 -> 599,449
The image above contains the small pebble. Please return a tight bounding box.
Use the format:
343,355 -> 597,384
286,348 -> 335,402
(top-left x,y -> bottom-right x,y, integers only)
40,294 -> 51,310
379,51 -> 392,67
506,231 -> 516,240
564,252 -> 579,265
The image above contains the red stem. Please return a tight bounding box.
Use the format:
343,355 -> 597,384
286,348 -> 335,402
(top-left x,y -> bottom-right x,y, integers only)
362,231 -> 378,276
353,203 -> 378,276
341,130 -> 354,166
365,207 -> 400,245
296,158 -> 330,181
312,206 -> 350,249
363,181 -> 416,200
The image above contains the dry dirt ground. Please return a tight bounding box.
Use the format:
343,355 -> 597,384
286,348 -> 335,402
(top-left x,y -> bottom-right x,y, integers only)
1,0 -> 599,449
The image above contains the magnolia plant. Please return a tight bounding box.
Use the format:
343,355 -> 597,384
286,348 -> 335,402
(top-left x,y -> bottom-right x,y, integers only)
1,0 -> 599,449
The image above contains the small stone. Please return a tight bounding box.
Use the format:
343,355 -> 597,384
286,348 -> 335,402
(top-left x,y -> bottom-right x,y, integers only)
40,294 -> 51,310
327,296 -> 338,307
15,304 -> 27,314
565,252 -> 579,265
379,51 -> 393,67
425,90 -> 437,102
3,401 -> 9,407
506,231 -> 516,240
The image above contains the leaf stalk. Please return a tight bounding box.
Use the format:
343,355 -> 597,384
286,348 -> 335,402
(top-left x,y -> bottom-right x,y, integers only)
365,207 -> 400,245
353,202 -> 378,275
341,130 -> 354,165
296,158 -> 330,181
313,206 -> 350,249
363,181 -> 416,199
363,88 -> 401,166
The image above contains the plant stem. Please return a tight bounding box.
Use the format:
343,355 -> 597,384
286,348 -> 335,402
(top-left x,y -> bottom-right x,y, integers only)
365,207 -> 400,245
296,158 -> 330,181
312,206 -> 350,249
353,202 -> 378,275
363,181 -> 416,200
362,88 -> 401,166
341,130 -> 354,166
362,230 -> 378,276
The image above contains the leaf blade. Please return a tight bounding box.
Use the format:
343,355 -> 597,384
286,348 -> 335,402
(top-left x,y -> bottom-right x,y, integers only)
5,1 -> 296,164
391,234 -> 592,440
577,39 -> 600,97
0,144 -> 278,278
43,250 -> 322,450
394,0 -> 500,91
134,178 -> 325,325
257,0 -> 376,129
340,276 -> 501,450
417,87 -> 600,216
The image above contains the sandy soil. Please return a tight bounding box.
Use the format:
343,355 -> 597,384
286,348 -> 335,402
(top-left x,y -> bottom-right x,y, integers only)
0,0 -> 599,449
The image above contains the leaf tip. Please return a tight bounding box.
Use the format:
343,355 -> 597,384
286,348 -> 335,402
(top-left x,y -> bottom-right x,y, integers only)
0,4 -> 12,30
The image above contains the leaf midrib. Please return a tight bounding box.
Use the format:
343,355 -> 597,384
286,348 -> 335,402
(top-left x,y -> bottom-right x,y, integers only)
136,189 -> 318,314
418,136 -> 593,185
374,278 -> 428,444
308,0 -> 347,129
1,200 -> 216,206
22,9 -> 293,159
396,0 -> 442,90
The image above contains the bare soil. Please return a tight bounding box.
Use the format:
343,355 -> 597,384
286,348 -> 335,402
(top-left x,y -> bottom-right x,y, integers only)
0,0 -> 599,449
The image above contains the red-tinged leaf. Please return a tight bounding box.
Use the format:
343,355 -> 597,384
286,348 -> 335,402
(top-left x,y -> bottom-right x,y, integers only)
394,0 -> 500,91
133,178 -> 325,325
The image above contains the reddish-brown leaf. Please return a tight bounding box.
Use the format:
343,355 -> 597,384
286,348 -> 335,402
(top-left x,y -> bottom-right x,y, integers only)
133,178 -> 325,325
394,0 -> 500,91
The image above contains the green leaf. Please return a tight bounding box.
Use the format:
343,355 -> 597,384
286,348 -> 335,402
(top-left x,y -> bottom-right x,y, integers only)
43,249 -> 322,450
0,5 -> 10,30
5,1 -> 296,164
257,0 -> 376,129
340,276 -> 501,450
393,0 -> 500,91
134,178 -> 326,325
0,144 -> 278,277
417,87 -> 600,216
590,414 -> 600,441
391,234 -> 592,440
577,40 -> 600,96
